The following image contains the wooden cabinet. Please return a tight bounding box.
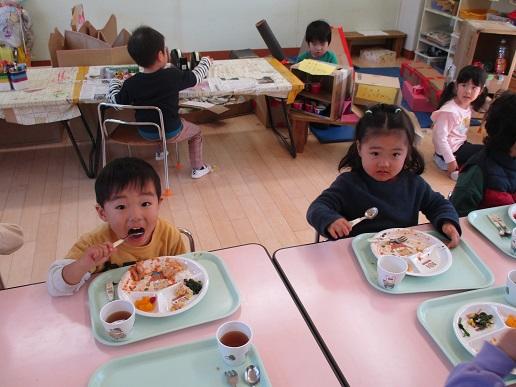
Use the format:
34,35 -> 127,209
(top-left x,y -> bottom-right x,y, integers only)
453,20 -> 516,93
415,0 -> 510,74
289,63 -> 352,121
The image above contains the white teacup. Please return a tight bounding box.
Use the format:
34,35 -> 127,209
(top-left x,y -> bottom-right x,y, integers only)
99,299 -> 135,340
505,269 -> 516,306
377,255 -> 408,290
216,320 -> 253,366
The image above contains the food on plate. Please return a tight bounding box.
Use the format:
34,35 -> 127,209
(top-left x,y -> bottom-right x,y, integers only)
457,317 -> 470,337
466,310 -> 494,331
123,258 -> 187,292
374,232 -> 430,257
134,296 -> 156,312
506,314 -> 516,328
170,284 -> 194,311
184,278 -> 203,294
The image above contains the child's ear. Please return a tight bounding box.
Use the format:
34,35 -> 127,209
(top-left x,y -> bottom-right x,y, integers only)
95,204 -> 108,222
158,196 -> 163,204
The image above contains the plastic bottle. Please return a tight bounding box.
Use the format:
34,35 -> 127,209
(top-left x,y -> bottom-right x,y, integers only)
494,39 -> 508,75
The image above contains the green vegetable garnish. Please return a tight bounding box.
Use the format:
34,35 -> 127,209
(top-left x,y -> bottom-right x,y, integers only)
458,318 -> 470,337
184,278 -> 203,295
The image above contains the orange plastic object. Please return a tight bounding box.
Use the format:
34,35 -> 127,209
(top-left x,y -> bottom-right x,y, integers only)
163,188 -> 173,197
459,9 -> 495,20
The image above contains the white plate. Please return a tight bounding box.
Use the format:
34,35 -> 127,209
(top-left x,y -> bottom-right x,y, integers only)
370,228 -> 452,277
453,302 -> 516,375
117,256 -> 209,317
508,204 -> 516,224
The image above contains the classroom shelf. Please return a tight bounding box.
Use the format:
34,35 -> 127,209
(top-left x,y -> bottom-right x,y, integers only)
299,90 -> 333,104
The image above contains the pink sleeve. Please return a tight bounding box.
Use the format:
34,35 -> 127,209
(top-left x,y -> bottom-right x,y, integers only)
432,112 -> 456,163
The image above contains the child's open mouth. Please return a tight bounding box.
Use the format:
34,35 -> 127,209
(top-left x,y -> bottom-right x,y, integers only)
127,227 -> 145,240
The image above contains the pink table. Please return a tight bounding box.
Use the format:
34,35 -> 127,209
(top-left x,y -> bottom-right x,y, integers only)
0,244 -> 340,387
273,219 -> 516,387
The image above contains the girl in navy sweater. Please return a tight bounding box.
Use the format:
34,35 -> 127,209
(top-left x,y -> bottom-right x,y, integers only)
307,103 -> 461,247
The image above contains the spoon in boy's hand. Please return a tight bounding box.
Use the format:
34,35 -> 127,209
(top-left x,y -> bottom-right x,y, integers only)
349,207 -> 378,227
113,228 -> 144,248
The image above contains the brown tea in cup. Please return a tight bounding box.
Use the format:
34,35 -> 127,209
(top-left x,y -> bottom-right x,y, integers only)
106,310 -> 132,323
220,330 -> 249,347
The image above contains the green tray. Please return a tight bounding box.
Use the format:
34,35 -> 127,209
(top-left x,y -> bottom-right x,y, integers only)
88,252 -> 241,346
468,205 -> 516,259
88,338 -> 272,387
351,231 -> 494,294
417,286 -> 516,385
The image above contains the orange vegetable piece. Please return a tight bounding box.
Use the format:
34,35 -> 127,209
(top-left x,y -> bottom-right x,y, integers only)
506,315 -> 516,328
134,296 -> 155,312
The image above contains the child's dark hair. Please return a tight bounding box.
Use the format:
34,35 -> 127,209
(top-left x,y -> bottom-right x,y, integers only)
438,65 -> 488,111
338,104 -> 425,174
483,91 -> 516,153
95,157 -> 161,207
127,26 -> 165,68
305,20 -> 332,44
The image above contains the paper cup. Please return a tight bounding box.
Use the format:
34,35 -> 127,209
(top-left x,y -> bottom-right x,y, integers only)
505,270 -> 516,306
99,299 -> 135,340
293,101 -> 303,110
311,82 -> 321,94
216,320 -> 253,366
377,255 -> 408,289
304,103 -> 314,113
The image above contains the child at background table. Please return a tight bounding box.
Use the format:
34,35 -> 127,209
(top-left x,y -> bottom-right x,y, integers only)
450,91 -> 516,216
431,65 -> 488,180
296,20 -> 338,64
306,103 -> 460,246
445,329 -> 516,387
47,157 -> 186,296
107,26 -> 212,179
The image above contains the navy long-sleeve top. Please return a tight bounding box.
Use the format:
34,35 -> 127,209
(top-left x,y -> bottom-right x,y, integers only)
306,169 -> 461,239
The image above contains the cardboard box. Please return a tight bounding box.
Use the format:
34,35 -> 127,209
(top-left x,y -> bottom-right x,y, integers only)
181,99 -> 253,124
402,80 -> 434,112
290,62 -> 353,121
359,48 -> 396,66
400,61 -> 429,85
48,14 -> 134,67
353,73 -> 401,107
427,77 -> 445,108
253,95 -> 288,128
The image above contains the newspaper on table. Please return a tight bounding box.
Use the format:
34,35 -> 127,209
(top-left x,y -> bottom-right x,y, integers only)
0,67 -> 80,124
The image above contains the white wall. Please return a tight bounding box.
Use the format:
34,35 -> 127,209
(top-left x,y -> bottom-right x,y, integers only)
25,0 -> 402,60
397,0 -> 425,51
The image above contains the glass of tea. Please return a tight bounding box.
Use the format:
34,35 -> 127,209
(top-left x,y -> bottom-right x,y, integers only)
99,299 -> 135,340
216,320 -> 253,366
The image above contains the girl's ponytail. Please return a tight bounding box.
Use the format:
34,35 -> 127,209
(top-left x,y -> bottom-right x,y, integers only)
437,81 -> 456,109
472,86 -> 488,112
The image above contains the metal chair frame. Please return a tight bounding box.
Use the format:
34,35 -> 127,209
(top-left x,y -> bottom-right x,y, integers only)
97,102 -> 180,196
178,227 -> 195,252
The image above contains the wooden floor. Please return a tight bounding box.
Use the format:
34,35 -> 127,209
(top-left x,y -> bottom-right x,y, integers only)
0,111 -> 482,288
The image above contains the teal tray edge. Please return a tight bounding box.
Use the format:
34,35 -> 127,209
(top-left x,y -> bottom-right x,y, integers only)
88,251 -> 241,346
88,338 -> 272,387
467,205 -> 516,259
351,231 -> 494,294
416,286 -> 516,385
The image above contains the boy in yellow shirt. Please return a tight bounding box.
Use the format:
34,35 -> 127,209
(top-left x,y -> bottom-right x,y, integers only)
47,157 -> 185,296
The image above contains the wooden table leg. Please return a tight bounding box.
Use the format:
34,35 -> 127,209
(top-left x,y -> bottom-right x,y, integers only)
291,118 -> 308,153
392,37 -> 405,58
